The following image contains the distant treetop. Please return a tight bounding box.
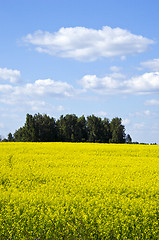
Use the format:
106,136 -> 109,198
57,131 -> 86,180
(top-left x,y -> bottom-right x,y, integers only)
4,113 -> 131,143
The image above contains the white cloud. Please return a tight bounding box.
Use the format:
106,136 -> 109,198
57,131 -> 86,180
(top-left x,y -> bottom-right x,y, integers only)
96,111 -> 107,117
121,56 -> 126,61
126,72 -> 159,93
56,105 -> 65,111
79,74 -> 122,94
0,78 -> 77,107
23,78 -> 76,97
122,118 -> 130,126
0,78 -> 70,116
133,122 -> 145,129
145,99 -> 159,105
0,67 -> 21,83
141,59 -> 159,71
0,84 -> 13,93
129,110 -> 151,118
144,110 -> 151,116
23,26 -> 154,61
0,122 -> 4,128
26,101 -> 65,113
26,100 -> 47,111
79,72 -> 159,94
110,66 -> 121,72
109,72 -> 126,79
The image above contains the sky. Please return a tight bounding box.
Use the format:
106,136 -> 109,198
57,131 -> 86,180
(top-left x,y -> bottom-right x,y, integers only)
0,0 -> 159,143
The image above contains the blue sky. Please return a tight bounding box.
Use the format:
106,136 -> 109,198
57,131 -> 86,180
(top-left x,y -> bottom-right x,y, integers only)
0,0 -> 159,143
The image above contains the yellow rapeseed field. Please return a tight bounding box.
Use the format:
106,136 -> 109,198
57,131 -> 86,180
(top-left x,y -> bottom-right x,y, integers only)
0,142 -> 159,239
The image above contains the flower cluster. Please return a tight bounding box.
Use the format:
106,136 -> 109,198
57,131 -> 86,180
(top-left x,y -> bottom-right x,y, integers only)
0,143 -> 159,239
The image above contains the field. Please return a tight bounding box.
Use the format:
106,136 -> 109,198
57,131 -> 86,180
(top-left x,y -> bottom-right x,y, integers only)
0,142 -> 159,239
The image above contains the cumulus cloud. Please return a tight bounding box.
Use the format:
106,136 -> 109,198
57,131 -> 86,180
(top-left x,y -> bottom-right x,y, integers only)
26,100 -> 47,111
23,26 -> 154,61
26,101 -> 65,112
79,74 -> 122,94
79,72 -> 159,94
21,78 -> 76,97
141,58 -> 159,71
126,72 -> 159,93
0,78 -> 77,107
0,67 -> 21,83
0,84 -> 13,93
145,99 -> 159,105
110,66 -> 122,72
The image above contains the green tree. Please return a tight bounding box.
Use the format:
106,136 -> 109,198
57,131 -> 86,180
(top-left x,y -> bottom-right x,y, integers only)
77,115 -> 87,142
102,118 -> 111,143
14,127 -> 26,142
57,114 -> 79,142
34,113 -> 57,142
12,113 -> 129,143
110,117 -> 125,143
126,134 -> 132,144
8,133 -> 14,142
87,115 -> 104,142
24,114 -> 36,141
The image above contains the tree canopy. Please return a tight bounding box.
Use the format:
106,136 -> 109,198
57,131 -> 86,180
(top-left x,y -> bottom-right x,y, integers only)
4,113 -> 130,143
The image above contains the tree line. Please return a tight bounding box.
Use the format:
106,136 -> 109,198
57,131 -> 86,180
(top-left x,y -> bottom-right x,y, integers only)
2,113 -> 132,143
